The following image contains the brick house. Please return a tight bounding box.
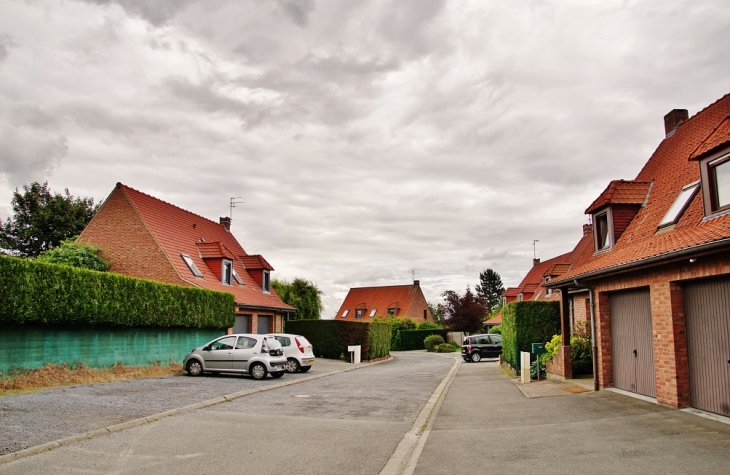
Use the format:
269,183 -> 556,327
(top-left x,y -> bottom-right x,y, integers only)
77,183 -> 295,333
545,94 -> 730,417
336,281 -> 434,323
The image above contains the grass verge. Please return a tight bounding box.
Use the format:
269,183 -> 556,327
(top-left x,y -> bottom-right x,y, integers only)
0,362 -> 184,395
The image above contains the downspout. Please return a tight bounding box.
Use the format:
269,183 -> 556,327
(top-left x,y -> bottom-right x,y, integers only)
573,280 -> 599,391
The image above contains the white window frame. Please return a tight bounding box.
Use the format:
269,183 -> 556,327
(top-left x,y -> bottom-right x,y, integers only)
341,310 -> 349,318
262,269 -> 270,293
221,259 -> 233,286
592,208 -> 614,252
181,254 -> 203,278
659,181 -> 700,227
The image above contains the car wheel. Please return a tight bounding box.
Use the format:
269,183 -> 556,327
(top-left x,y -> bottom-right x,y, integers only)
299,366 -> 312,373
250,362 -> 267,380
471,352 -> 482,363
270,371 -> 284,378
285,358 -> 300,373
186,360 -> 203,376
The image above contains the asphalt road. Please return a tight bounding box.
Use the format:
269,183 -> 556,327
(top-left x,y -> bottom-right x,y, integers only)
0,352 -> 456,474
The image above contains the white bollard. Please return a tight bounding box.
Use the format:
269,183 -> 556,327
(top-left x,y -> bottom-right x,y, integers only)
520,351 -> 531,384
347,345 -> 361,364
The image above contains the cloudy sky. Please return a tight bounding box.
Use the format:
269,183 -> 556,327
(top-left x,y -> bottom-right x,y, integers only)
1,0 -> 729,317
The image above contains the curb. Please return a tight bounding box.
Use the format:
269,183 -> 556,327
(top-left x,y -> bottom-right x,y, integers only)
378,353 -> 461,475
0,356 -> 393,466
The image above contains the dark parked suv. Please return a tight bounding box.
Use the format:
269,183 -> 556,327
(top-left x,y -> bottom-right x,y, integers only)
462,334 -> 503,362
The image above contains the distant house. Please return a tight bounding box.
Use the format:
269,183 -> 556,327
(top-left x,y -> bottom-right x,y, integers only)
77,183 -> 295,333
336,281 -> 434,323
545,94 -> 730,416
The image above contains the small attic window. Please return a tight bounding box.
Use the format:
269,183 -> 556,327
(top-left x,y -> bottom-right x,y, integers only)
262,269 -> 270,293
232,268 -> 243,285
595,211 -> 611,251
388,308 -> 397,316
341,310 -> 349,318
181,254 -> 203,278
369,309 -> 377,318
221,260 -> 232,286
659,182 -> 700,227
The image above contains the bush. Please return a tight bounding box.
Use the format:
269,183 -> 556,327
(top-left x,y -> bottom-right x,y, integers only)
400,329 -> 446,350
424,335 -> 445,352
501,301 -> 560,375
0,255 -> 234,328
374,316 -> 417,350
488,324 -> 502,335
35,239 -> 109,271
436,343 -> 457,353
540,333 -> 593,375
285,320 -> 391,361
417,321 -> 441,330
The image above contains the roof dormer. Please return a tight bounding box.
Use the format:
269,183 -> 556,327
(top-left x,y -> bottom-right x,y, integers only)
240,254 -> 274,292
585,180 -> 652,253
689,114 -> 730,217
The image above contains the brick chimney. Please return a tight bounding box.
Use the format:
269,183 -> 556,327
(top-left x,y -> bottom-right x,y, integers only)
219,217 -> 231,231
664,109 -> 688,137
533,258 -> 541,267
413,280 -> 420,287
583,223 -> 592,236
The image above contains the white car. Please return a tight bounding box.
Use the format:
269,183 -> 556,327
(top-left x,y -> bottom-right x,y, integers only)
183,334 -> 287,380
266,333 -> 315,373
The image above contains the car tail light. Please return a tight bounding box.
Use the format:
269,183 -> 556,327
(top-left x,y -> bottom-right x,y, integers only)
295,337 -> 305,353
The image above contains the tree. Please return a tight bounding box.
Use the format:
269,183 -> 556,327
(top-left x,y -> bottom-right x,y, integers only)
36,239 -> 109,271
0,182 -> 98,257
441,287 -> 489,333
427,301 -> 445,325
475,268 -> 505,313
271,278 -> 323,320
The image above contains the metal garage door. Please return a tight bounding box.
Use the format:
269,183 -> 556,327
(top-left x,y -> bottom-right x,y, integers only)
610,288 -> 656,397
683,276 -> 730,417
257,315 -> 272,334
233,315 -> 249,333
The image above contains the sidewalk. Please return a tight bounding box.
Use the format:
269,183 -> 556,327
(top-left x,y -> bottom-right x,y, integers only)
412,361 -> 730,475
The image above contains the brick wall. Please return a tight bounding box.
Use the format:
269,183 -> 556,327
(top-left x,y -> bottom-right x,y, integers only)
591,255 -> 730,407
78,188 -> 182,286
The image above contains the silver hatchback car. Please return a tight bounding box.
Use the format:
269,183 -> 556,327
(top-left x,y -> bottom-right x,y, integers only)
266,333 -> 315,373
183,334 -> 287,380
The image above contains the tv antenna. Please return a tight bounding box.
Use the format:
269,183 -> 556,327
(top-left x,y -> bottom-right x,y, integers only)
229,197 -> 244,220
412,269 -> 416,283
533,240 -> 539,259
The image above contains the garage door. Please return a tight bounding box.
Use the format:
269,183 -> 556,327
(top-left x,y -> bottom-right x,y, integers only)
683,276 -> 730,417
233,315 -> 249,333
610,288 -> 656,398
257,315 -> 272,334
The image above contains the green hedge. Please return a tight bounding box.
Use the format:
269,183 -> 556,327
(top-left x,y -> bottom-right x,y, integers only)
0,256 -> 235,329
501,301 -> 560,375
400,329 -> 446,350
285,320 -> 391,360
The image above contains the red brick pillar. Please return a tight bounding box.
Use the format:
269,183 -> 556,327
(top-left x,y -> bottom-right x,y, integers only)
596,292 -> 612,388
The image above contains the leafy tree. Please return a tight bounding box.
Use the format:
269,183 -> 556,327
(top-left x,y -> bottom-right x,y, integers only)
475,268 -> 505,312
0,182 -> 98,257
36,239 -> 109,271
427,301 -> 445,324
271,278 -> 323,320
441,287 -> 489,333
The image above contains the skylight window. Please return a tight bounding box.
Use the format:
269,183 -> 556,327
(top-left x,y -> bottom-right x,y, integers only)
369,309 -> 377,318
232,268 -> 243,285
659,182 -> 700,227
341,310 -> 349,318
181,254 -> 203,277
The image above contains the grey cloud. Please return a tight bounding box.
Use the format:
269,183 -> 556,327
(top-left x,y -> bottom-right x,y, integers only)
62,101 -> 168,136
10,104 -> 61,130
81,0 -> 197,26
0,34 -> 13,63
0,125 -> 67,186
275,0 -> 316,28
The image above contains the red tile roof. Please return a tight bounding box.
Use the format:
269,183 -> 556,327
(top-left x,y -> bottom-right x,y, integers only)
553,93 -> 730,284
116,183 -> 293,311
241,255 -> 274,271
335,283 -> 432,321
585,180 -> 652,214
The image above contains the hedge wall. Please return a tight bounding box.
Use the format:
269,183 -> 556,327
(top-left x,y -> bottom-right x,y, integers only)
400,329 -> 446,350
0,256 -> 235,329
501,300 -> 560,374
285,320 -> 391,361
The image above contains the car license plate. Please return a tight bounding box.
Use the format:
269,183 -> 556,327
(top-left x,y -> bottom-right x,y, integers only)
307,360 -> 314,365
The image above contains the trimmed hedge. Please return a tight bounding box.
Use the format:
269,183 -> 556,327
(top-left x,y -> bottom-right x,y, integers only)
284,320 -> 391,361
400,329 -> 446,351
501,300 -> 560,375
0,255 -> 235,329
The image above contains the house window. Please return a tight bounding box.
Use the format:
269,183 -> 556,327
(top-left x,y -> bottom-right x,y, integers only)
423,309 -> 427,320
222,260 -> 232,285
341,310 -> 349,318
369,309 -> 377,318
595,211 -> 610,251
501,297 -> 507,307
710,156 -> 730,212
518,294 -> 523,302
262,269 -> 270,292
232,268 -> 243,285
659,182 -> 700,227
388,308 -> 397,316
181,254 -> 203,277
355,309 -> 364,319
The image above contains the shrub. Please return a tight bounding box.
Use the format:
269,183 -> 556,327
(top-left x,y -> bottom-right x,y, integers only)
487,324 -> 502,335
0,255 -> 234,328
400,329 -> 446,350
424,335 -> 445,352
541,334 -> 562,364
285,320 -> 391,361
436,343 -> 456,353
540,333 -> 593,375
501,301 -> 560,375
374,316 -> 417,350
417,321 -> 441,330
35,239 -> 109,271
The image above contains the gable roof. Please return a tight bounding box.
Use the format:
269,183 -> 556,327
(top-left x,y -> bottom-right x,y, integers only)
109,183 -> 293,311
335,283 -> 431,320
585,180 -> 652,214
551,93 -> 730,285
